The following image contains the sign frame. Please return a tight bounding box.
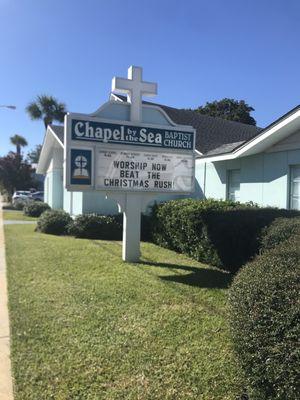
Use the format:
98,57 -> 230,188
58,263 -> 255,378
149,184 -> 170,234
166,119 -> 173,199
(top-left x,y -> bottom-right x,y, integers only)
64,112 -> 196,195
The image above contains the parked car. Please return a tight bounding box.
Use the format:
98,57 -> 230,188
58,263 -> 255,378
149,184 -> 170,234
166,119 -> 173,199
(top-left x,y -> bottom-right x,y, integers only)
12,191 -> 31,204
28,191 -> 44,202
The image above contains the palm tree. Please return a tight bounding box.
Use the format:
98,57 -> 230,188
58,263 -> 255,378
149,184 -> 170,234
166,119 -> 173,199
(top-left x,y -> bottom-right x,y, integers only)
10,134 -> 28,156
26,95 -> 67,129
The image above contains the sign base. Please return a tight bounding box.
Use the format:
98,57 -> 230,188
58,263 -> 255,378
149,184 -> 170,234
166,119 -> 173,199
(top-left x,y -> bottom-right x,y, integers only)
106,192 -> 156,262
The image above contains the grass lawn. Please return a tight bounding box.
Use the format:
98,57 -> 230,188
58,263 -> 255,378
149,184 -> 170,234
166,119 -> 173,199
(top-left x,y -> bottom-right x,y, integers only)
6,224 -> 244,400
2,210 -> 37,221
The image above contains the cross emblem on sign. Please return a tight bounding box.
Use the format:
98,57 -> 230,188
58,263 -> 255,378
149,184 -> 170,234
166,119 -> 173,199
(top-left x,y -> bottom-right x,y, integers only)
112,66 -> 157,123
75,155 -> 87,170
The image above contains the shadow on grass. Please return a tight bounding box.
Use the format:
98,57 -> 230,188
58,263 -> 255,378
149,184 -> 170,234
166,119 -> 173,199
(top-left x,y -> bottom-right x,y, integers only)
140,261 -> 232,289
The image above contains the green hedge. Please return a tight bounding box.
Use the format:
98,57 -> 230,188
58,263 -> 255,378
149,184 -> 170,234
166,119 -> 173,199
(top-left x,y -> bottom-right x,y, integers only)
13,199 -> 27,210
35,209 -> 151,241
150,199 -> 300,272
36,210 -> 72,235
23,202 -> 50,217
69,214 -> 122,240
68,213 -> 151,241
228,235 -> 300,399
260,217 -> 300,252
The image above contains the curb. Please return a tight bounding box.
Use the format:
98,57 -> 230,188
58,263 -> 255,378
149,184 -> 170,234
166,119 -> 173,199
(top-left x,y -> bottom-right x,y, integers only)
0,200 -> 14,399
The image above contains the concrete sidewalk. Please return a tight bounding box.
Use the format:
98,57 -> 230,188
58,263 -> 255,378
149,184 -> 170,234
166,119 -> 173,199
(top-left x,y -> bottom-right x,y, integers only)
4,220 -> 36,225
0,200 -> 14,399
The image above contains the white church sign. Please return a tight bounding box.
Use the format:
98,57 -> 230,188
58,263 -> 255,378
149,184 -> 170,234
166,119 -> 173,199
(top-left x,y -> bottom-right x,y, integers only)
64,66 -> 196,262
65,115 -> 195,193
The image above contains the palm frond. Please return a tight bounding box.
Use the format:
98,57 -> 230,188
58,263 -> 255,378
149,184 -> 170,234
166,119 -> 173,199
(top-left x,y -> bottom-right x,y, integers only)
26,94 -> 67,127
10,134 -> 28,157
10,134 -> 28,147
26,102 -> 42,120
54,102 -> 67,123
37,95 -> 57,113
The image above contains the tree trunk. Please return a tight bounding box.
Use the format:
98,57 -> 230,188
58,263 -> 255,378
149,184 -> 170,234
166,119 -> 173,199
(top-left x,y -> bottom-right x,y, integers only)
43,116 -> 52,129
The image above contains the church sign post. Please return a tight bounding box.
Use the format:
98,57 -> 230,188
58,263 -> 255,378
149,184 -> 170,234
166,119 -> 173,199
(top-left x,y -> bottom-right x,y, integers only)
65,66 -> 195,262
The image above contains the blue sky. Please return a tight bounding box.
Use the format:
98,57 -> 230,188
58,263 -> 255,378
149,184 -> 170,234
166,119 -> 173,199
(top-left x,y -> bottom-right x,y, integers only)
1,0 -> 300,156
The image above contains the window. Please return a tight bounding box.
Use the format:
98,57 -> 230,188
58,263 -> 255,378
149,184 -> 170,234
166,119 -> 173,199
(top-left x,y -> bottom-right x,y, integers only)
290,165 -> 300,210
227,169 -> 241,202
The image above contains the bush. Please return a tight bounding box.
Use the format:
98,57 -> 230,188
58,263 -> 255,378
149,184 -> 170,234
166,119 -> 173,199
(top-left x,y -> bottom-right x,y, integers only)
68,213 -> 151,241
260,217 -> 300,252
69,214 -> 122,240
23,201 -> 50,217
36,210 -> 72,235
141,214 -> 152,241
228,236 -> 300,399
2,204 -> 15,210
13,199 -> 27,210
150,199 -> 300,272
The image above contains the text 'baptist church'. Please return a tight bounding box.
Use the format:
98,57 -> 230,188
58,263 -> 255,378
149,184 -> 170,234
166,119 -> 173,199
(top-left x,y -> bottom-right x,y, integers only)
71,119 -> 194,150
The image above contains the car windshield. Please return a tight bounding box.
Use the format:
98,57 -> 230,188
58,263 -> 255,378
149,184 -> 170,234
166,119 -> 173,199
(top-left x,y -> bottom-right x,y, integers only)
16,191 -> 30,195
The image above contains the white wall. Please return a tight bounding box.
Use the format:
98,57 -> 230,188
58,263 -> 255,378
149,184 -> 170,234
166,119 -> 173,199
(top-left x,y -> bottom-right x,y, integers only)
196,146 -> 300,209
82,192 -> 119,215
44,148 -> 64,209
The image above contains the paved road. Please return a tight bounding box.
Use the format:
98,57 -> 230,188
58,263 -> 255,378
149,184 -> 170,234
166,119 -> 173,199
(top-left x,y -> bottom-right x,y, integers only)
0,200 -> 14,399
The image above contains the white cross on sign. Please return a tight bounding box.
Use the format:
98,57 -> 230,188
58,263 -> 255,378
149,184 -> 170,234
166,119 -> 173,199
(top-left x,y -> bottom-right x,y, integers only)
112,66 -> 157,122
75,156 -> 87,173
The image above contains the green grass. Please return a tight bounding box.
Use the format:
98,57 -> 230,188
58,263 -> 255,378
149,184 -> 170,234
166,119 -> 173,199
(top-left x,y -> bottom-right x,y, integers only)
2,210 -> 37,221
6,224 -> 244,400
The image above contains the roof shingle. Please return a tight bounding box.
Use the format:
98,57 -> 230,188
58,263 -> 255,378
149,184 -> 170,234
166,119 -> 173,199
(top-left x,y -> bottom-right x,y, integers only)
49,125 -> 64,144
157,104 -> 262,155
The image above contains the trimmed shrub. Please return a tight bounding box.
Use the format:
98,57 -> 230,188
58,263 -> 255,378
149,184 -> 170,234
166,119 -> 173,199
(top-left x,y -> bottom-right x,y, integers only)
228,236 -> 300,399
150,199 -> 300,272
36,210 -> 72,235
69,214 -> 122,240
2,204 -> 16,210
68,213 -> 151,241
260,217 -> 300,252
23,201 -> 50,217
13,199 -> 27,210
141,214 -> 152,242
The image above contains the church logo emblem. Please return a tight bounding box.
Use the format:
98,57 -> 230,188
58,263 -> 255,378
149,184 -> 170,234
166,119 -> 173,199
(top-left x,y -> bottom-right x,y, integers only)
73,155 -> 89,179
70,149 -> 92,186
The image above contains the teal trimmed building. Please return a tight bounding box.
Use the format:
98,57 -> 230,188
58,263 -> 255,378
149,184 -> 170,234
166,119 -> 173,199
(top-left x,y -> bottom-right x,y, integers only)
37,94 -> 300,213
196,106 -> 300,210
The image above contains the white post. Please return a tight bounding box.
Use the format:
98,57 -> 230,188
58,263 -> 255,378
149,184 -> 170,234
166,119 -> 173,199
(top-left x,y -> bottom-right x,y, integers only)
107,192 -> 156,263
112,66 -> 157,262
122,194 -> 141,262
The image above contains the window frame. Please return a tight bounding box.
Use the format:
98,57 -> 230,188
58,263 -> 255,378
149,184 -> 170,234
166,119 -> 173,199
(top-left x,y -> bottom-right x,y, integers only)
289,164 -> 300,210
227,169 -> 241,202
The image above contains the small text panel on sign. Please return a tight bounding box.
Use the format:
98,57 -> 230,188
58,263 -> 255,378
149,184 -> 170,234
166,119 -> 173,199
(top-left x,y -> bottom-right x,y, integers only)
95,148 -> 194,193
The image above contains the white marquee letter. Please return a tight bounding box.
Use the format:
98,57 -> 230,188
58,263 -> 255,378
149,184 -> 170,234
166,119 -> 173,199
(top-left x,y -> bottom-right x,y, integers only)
139,128 -> 147,142
74,122 -> 84,137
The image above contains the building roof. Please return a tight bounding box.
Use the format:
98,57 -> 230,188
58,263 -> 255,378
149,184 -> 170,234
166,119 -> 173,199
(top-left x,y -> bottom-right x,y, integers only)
48,97 -> 300,161
203,141 -> 245,156
112,94 -> 262,156
36,125 -> 64,174
157,105 -> 262,155
198,105 -> 300,162
49,124 -> 64,144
